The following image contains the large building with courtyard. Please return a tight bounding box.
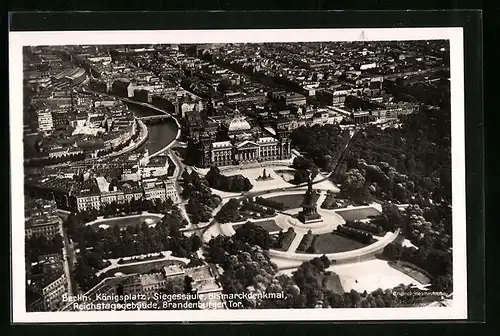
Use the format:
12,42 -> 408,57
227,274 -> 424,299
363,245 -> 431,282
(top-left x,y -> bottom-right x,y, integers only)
185,110 -> 293,168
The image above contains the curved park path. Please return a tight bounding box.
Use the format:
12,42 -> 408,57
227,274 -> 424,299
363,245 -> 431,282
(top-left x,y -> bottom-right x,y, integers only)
96,251 -> 190,277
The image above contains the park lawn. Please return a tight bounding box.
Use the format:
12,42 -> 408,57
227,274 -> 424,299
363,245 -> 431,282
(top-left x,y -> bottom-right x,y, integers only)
233,219 -> 281,233
267,193 -> 320,210
91,214 -> 162,230
311,233 -> 367,254
336,207 -> 381,221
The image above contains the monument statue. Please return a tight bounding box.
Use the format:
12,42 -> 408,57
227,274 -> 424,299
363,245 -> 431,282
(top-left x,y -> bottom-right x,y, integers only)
298,170 -> 322,224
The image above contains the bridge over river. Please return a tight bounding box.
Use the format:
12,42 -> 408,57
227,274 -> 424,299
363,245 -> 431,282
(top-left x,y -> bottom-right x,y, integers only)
139,114 -> 172,123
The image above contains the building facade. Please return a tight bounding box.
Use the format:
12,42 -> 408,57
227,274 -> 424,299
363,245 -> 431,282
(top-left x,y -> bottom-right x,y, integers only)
190,113 -> 292,168
24,198 -> 62,239
25,215 -> 62,239
27,254 -> 69,312
37,109 -> 54,132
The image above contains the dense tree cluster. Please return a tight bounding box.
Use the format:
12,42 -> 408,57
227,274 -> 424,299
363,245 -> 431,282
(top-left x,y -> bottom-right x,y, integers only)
291,156 -> 319,184
205,167 -> 253,192
215,198 -> 276,224
64,199 -> 182,240
379,203 -> 453,293
233,222 -> 274,251
70,209 -> 201,292
341,107 -> 451,204
73,251 -> 105,292
383,243 -> 452,293
291,124 -> 349,171
182,170 -> 222,224
338,168 -> 373,205
207,223 -> 444,308
369,202 -> 405,233
100,198 -> 175,219
25,234 -> 64,263
215,198 -> 242,224
206,231 -> 279,308
71,210 -> 199,259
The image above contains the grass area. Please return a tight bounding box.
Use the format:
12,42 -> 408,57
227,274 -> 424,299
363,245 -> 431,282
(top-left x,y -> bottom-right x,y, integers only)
91,214 -> 162,230
310,233 -> 367,254
267,193 -> 320,210
336,207 -> 381,221
233,219 -> 281,233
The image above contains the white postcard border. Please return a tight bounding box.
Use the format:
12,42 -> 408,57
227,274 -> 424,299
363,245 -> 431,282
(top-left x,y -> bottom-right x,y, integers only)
10,27 -> 467,322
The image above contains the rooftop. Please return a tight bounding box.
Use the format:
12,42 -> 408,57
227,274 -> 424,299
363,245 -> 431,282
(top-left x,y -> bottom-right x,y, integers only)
227,116 -> 251,132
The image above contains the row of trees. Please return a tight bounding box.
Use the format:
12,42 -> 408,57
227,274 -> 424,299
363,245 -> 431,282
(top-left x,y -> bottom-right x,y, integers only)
205,167 -> 253,192
272,228 -> 296,251
296,230 -> 315,253
101,198 -> 175,219
24,152 -> 86,167
216,198 -> 277,224
254,197 -> 285,211
336,225 -> 374,244
344,220 -> 384,235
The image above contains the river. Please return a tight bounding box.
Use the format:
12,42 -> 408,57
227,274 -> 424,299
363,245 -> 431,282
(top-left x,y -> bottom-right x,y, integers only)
125,102 -> 179,155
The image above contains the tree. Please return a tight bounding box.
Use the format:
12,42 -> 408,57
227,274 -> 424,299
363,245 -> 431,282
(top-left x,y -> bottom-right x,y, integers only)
349,289 -> 362,307
234,222 -> 273,250
215,198 -> 241,223
293,168 -> 310,184
190,234 -> 202,252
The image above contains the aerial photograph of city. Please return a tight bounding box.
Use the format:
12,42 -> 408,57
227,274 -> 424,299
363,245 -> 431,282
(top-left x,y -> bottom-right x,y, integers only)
19,38 -> 455,315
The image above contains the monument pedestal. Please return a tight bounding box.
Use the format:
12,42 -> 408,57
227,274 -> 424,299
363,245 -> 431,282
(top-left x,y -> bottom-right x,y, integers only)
298,172 -> 322,224
298,205 -> 323,224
